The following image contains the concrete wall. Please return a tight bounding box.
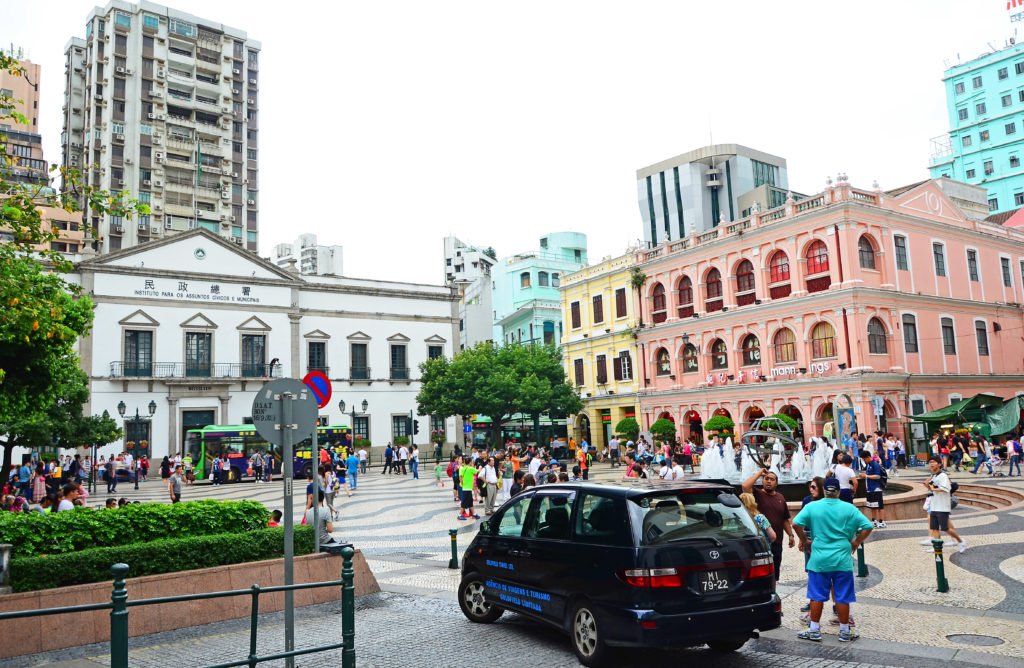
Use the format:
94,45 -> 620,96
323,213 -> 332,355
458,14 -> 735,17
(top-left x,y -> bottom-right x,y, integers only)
0,550 -> 379,660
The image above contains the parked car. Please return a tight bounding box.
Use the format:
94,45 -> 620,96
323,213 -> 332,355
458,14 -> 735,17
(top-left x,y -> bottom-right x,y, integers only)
458,481 -> 781,666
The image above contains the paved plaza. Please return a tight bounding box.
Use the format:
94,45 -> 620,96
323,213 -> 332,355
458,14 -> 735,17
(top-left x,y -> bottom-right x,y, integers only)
19,462 -> 1024,667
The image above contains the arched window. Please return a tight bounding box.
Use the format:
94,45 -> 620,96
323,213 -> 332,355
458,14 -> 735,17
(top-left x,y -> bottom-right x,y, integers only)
741,334 -> 761,366
858,236 -> 876,270
768,251 -> 792,299
773,328 -> 796,363
520,272 -> 531,288
682,343 -> 699,373
736,259 -> 756,306
710,339 -> 728,369
867,318 -> 887,354
537,271 -> 549,287
705,268 -> 723,312
651,283 -> 667,324
769,251 -> 791,283
810,321 -> 837,359
656,348 -> 672,376
806,240 -> 829,274
551,273 -> 560,287
677,276 -> 694,318
805,240 -> 831,293
736,260 -> 755,292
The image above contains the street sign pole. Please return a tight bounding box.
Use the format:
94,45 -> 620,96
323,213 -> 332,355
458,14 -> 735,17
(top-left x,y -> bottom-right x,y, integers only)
251,378 -> 317,668
312,421 -> 320,556
281,391 -> 295,668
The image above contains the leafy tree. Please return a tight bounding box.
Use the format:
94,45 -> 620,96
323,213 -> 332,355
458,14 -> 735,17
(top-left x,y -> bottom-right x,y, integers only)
416,342 -> 581,446
614,417 -> 640,442
483,246 -> 497,260
704,415 -> 735,433
768,413 -> 798,431
649,418 -> 677,444
0,54 -> 146,474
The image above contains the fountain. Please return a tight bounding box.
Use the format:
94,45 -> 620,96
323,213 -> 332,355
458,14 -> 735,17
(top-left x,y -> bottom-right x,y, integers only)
700,436 -> 724,478
722,437 -> 739,479
810,437 -> 832,479
696,418 -> 915,507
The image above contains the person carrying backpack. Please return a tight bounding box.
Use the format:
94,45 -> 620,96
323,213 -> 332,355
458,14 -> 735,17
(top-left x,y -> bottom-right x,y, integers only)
859,450 -> 886,528
1010,437 -> 1023,477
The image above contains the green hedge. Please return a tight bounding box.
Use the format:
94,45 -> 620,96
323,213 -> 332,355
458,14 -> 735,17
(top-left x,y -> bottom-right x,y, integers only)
0,500 -> 270,558
10,526 -> 314,592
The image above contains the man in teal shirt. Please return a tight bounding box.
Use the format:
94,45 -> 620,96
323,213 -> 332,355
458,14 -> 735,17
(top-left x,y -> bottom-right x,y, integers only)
346,452 -> 359,490
792,477 -> 873,643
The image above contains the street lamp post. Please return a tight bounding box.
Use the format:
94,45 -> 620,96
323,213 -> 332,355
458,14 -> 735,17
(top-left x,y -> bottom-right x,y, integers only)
118,400 -> 157,490
338,399 -> 369,452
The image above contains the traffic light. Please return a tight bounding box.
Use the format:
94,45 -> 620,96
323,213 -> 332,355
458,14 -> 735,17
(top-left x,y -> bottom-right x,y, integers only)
413,420 -> 420,435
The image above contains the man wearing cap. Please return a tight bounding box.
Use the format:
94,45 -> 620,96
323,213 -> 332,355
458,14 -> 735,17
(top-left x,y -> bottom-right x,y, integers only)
793,477 -> 873,643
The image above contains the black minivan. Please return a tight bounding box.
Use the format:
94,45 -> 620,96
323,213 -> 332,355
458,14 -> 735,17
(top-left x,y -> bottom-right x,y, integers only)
458,481 -> 782,666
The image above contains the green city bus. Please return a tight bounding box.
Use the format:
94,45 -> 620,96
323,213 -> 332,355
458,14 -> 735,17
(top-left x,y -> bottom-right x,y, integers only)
184,424 -> 351,482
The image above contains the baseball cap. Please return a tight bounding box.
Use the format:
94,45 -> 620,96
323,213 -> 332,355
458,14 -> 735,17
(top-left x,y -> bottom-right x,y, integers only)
823,477 -> 840,492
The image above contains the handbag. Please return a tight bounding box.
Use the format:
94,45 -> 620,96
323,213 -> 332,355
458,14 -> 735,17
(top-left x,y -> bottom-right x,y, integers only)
497,477 -> 504,490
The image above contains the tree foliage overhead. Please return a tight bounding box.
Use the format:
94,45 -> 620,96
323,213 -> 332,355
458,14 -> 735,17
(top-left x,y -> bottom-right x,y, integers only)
614,417 -> 640,442
416,342 -> 582,442
704,415 -> 735,433
1,54 -> 145,471
649,418 -> 677,443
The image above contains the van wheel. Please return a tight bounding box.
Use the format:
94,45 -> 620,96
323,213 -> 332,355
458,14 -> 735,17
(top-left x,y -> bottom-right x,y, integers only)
571,603 -> 611,667
458,574 -> 503,623
707,639 -> 746,652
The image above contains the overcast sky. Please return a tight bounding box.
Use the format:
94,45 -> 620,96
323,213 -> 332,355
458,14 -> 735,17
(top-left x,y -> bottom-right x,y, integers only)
2,1 -> 1014,284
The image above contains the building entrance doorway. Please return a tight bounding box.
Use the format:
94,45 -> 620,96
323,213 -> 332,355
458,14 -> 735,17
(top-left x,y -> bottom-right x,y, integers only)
181,410 -> 216,461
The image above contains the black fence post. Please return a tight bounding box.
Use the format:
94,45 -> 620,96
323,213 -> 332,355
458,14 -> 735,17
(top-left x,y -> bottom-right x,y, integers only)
109,563 -> 130,668
248,584 -> 261,668
341,546 -> 356,668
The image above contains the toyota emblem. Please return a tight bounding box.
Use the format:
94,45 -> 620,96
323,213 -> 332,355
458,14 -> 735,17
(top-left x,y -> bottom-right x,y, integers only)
709,550 -> 720,560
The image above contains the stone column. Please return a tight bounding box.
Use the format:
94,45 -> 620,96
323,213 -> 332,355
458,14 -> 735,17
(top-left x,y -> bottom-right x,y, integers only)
220,394 -> 231,425
166,397 -> 179,458
289,313 -> 302,378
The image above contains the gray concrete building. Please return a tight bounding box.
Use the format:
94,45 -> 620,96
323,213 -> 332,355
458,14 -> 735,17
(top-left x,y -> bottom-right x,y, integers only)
61,1 -> 260,253
636,143 -> 789,246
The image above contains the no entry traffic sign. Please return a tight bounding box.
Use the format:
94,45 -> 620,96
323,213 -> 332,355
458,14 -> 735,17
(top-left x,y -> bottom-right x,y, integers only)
303,370 -> 332,409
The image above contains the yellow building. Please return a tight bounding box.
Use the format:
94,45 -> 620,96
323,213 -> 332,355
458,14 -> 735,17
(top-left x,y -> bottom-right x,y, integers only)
560,253 -> 640,450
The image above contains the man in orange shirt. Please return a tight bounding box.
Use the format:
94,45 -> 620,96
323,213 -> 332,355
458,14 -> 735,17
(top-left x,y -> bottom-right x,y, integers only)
577,439 -> 589,480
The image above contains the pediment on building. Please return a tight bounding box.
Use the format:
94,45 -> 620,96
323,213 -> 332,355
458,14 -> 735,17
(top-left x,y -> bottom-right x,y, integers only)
118,309 -> 160,327
180,312 -> 218,329
887,181 -> 968,225
237,315 -> 271,331
304,329 -> 331,339
347,330 -> 371,341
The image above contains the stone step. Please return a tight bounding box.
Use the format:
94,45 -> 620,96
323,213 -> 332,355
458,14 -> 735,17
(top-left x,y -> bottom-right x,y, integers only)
956,484 -> 1024,507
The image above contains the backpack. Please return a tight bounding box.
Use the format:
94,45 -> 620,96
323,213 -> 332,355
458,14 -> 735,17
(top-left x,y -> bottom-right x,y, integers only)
877,464 -> 888,491
1013,440 -> 1022,455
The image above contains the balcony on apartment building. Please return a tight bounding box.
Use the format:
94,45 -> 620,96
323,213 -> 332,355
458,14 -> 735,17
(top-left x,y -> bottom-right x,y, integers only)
109,361 -> 283,379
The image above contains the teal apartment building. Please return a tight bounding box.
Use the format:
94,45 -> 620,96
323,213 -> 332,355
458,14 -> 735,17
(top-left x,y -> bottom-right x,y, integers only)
930,40 -> 1024,213
492,232 -> 588,345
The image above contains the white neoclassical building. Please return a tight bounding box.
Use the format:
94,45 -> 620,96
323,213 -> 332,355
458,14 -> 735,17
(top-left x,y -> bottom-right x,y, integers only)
72,229 -> 460,460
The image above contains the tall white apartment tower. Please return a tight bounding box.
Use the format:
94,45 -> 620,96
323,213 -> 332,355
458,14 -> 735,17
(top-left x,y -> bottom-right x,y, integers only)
61,1 -> 260,253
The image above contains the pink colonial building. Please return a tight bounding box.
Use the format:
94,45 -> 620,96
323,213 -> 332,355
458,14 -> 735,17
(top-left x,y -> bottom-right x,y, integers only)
635,176 -> 1024,449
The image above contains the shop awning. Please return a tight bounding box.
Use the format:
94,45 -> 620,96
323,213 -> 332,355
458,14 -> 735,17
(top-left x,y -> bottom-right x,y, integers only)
984,396 -> 1024,436
911,394 -> 1005,424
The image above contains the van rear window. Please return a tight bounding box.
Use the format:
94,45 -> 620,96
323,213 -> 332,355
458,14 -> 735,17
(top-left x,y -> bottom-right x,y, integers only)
630,491 -> 759,545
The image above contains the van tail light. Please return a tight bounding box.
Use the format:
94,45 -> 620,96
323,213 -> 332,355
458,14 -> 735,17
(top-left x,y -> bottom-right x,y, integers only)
746,557 -> 774,580
619,568 -> 684,588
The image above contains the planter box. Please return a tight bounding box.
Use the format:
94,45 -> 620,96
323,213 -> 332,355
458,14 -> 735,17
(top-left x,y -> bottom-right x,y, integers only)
0,550 -> 378,659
